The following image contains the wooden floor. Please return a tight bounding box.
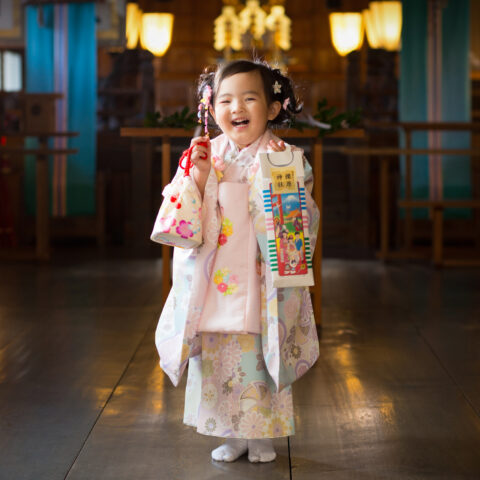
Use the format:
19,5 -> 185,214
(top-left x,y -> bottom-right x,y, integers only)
1,252 -> 480,479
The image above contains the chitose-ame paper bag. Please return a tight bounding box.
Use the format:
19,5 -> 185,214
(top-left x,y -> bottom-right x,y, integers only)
259,149 -> 315,288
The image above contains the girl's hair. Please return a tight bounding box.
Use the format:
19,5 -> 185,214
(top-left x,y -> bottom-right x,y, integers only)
198,59 -> 302,128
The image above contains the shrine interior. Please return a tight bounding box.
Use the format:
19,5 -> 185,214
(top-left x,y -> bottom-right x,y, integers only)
0,1 -> 480,479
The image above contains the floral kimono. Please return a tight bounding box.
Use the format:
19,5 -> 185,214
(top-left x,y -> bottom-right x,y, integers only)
154,129 -> 320,438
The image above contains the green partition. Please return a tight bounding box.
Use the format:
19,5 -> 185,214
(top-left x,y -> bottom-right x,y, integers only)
399,0 -> 471,219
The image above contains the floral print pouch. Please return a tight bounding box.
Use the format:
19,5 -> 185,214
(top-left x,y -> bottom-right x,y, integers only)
151,149 -> 203,249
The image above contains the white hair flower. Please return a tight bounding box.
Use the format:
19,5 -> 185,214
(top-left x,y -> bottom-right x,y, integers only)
272,81 -> 282,94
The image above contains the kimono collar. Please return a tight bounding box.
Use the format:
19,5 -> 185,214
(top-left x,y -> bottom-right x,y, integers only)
225,130 -> 273,160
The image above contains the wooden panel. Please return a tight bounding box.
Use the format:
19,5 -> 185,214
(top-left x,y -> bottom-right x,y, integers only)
131,0 -> 355,114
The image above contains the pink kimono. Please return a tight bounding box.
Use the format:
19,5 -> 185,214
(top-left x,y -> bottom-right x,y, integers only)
153,130 -> 320,438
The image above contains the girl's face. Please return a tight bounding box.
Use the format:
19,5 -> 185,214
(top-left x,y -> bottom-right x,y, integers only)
212,71 -> 280,150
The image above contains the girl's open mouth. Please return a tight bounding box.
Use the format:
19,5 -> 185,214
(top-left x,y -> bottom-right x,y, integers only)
232,119 -> 249,126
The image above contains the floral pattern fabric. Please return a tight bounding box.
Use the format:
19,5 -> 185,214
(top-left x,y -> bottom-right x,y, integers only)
212,268 -> 238,296
184,333 -> 294,438
154,130 -> 320,394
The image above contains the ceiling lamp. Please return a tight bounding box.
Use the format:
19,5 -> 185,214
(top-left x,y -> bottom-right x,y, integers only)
213,1 -> 292,61
265,5 -> 291,51
140,13 -> 174,57
214,6 -> 242,51
329,12 -> 364,56
238,0 -> 267,41
125,2 -> 142,49
363,7 -> 381,49
364,1 -> 402,51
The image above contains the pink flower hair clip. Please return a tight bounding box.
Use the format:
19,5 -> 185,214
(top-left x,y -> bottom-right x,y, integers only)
283,97 -> 290,110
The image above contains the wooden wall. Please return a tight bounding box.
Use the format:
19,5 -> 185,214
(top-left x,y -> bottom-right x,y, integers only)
129,0 -> 371,116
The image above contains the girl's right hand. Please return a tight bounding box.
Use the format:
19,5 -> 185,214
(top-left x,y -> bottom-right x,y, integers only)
189,136 -> 211,197
190,136 -> 211,174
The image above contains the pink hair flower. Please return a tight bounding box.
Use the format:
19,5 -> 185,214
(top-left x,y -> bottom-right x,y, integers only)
282,98 -> 290,110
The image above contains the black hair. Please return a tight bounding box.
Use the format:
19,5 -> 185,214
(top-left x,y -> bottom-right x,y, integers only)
197,59 -> 302,128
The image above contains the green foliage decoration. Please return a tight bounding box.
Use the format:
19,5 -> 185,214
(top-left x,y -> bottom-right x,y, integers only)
143,100 -> 361,137
290,99 -> 362,137
144,107 -> 198,129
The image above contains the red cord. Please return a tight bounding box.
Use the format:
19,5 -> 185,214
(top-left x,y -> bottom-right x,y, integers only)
179,146 -> 194,177
179,141 -> 208,177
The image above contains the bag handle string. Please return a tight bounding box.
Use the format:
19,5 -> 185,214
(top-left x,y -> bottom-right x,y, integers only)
266,150 -> 294,167
179,141 -> 208,177
179,146 -> 193,177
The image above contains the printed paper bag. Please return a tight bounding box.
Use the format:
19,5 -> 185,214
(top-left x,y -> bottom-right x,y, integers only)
259,149 -> 314,288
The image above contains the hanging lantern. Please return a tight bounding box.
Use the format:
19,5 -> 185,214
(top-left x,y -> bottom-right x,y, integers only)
265,5 -> 291,51
126,2 -> 142,49
214,5 -> 242,51
238,0 -> 267,41
363,7 -> 381,49
329,12 -> 364,56
364,1 -> 402,51
140,13 -> 174,57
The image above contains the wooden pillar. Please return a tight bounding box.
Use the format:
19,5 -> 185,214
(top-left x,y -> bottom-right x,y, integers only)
161,135 -> 172,304
96,170 -> 106,249
36,136 -> 50,260
379,157 -> 390,260
313,139 -> 323,327
404,128 -> 413,249
131,138 -> 153,250
432,207 -> 443,266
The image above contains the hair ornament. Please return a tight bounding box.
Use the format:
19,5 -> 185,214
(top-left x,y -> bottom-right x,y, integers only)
282,97 -> 290,110
198,85 -> 212,136
272,80 -> 282,94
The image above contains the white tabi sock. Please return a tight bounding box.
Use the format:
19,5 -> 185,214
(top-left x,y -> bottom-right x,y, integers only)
247,438 -> 277,463
211,438 -> 248,462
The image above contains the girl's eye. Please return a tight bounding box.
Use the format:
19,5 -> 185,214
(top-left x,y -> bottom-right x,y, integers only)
220,100 -> 230,104
246,97 -> 256,101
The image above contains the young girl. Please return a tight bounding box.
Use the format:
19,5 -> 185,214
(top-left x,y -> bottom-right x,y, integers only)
154,59 -> 320,463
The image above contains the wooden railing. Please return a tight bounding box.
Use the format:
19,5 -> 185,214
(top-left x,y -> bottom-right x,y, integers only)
0,132 -> 78,260
326,122 -> 480,266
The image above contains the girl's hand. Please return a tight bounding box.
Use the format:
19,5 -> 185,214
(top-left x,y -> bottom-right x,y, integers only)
190,136 -> 211,174
268,139 -> 287,152
189,136 -> 211,197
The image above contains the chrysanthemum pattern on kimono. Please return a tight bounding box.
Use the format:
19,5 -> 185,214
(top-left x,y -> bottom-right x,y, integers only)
184,334 -> 294,438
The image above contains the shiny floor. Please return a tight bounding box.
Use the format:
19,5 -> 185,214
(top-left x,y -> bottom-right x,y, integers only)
1,255 -> 480,480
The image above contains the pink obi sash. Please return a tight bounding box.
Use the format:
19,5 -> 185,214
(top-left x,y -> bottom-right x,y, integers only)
198,182 -> 261,334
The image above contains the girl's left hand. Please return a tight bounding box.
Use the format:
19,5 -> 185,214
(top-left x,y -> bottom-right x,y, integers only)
268,139 -> 287,152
